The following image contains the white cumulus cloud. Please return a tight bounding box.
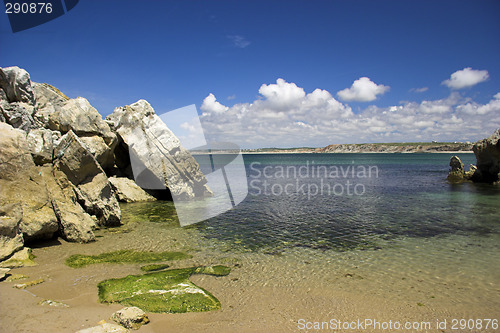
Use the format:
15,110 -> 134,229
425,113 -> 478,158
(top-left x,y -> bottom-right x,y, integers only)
442,67 -> 489,89
201,93 -> 228,113
196,78 -> 500,148
337,77 -> 390,102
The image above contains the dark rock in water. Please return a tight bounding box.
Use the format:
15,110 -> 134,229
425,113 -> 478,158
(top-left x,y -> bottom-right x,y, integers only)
471,128 -> 500,183
106,100 -> 212,200
447,156 -> 465,182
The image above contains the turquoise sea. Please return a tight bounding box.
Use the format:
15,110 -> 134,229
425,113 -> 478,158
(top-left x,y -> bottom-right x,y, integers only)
118,153 -> 499,326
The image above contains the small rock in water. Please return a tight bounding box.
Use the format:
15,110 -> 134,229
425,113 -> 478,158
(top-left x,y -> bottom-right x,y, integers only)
14,278 -> 44,289
111,307 -> 149,330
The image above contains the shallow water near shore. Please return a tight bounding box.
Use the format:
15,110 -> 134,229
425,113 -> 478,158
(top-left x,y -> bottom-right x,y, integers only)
1,153 -> 499,332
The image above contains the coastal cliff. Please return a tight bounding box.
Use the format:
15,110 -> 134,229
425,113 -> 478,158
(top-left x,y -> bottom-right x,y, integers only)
0,66 -> 209,262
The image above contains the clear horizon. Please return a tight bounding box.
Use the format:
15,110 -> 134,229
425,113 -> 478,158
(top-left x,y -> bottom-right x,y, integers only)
1,0 -> 499,148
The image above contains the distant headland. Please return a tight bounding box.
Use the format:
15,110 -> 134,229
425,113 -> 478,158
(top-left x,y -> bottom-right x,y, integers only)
242,142 -> 473,154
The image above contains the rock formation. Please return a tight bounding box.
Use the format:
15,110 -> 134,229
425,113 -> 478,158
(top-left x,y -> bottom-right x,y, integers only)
471,128 -> 500,183
106,100 -> 212,200
109,177 -> 156,203
0,65 -> 211,262
447,128 -> 500,184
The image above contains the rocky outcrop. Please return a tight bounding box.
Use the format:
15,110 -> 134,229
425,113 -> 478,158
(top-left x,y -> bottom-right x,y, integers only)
108,177 -> 156,203
471,128 -> 500,183
447,156 -> 475,183
0,123 -> 59,241
54,131 -> 120,226
106,100 -> 212,200
0,122 -> 95,245
1,66 -> 212,259
317,142 -> 473,153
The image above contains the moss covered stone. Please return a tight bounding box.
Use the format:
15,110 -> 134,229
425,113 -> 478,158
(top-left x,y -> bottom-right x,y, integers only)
65,250 -> 192,268
98,266 -> 231,313
140,264 -> 170,272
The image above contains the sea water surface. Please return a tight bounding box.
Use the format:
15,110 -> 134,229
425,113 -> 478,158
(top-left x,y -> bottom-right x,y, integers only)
120,153 -> 500,319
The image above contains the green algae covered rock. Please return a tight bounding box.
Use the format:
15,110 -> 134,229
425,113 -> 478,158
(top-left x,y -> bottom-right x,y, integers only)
140,263 -> 170,272
98,266 -> 231,313
65,250 -> 191,268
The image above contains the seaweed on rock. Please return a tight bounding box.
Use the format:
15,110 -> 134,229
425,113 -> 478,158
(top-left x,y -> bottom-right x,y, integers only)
98,266 -> 231,313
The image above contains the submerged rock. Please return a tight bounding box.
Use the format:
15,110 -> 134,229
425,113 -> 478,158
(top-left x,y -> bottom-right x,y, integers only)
108,177 -> 156,203
105,100 -> 212,200
65,250 -> 191,268
471,128 -> 500,183
98,266 -> 230,313
111,307 -> 149,330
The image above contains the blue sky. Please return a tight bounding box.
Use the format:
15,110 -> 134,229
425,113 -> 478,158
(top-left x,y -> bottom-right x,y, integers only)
1,0 -> 499,148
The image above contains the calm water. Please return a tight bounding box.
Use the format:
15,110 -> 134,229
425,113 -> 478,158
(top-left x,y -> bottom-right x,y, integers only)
193,153 -> 500,252
119,153 -> 500,312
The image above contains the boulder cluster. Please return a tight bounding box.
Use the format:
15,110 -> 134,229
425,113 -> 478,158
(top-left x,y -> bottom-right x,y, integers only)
0,66 -> 210,262
448,128 -> 500,184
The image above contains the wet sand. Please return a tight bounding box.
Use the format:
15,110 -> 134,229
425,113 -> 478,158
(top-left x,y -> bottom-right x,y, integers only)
1,218 -> 499,333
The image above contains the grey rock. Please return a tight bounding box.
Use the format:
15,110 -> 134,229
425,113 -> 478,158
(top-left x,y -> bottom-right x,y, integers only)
0,123 -> 59,241
54,131 -> 121,226
0,204 -> 24,261
472,128 -> 500,183
27,128 -> 57,165
108,177 -> 156,203
48,97 -> 116,145
79,135 -> 116,170
0,122 -> 36,180
0,66 -> 35,105
111,307 -> 149,330
106,99 -> 211,200
41,165 -> 96,243
0,101 -> 37,131
32,82 -> 69,125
